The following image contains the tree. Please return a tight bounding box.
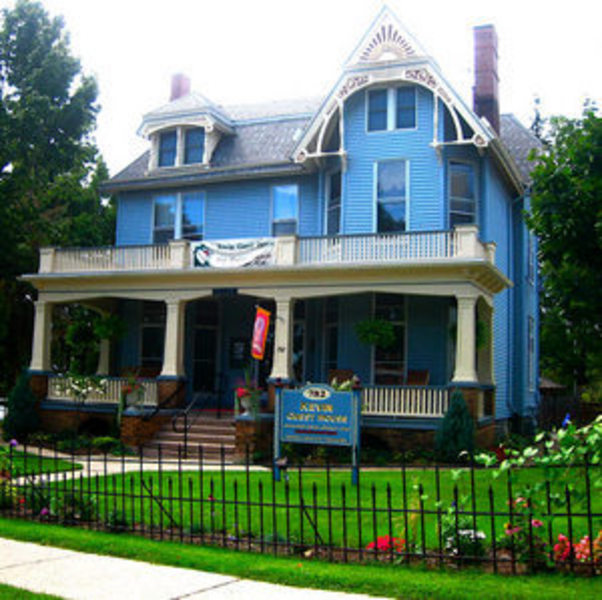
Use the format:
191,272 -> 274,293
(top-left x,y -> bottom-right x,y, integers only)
527,106 -> 602,388
0,1 -> 113,393
435,389 -> 474,462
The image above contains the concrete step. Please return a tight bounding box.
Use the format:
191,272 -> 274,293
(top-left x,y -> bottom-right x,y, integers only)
155,433 -> 235,444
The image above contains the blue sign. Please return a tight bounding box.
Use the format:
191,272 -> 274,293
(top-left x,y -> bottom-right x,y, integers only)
279,384 -> 359,446
274,384 -> 361,484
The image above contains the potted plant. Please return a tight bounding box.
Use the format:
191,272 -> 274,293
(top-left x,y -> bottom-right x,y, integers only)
235,371 -> 261,418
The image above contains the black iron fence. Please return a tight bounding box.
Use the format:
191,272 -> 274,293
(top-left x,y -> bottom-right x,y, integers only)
1,442 -> 600,576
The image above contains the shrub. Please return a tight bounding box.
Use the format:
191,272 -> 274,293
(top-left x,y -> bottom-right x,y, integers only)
435,389 -> 474,462
440,506 -> 486,559
3,370 -> 39,442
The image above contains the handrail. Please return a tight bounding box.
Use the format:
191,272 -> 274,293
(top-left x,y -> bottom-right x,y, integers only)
143,379 -> 186,421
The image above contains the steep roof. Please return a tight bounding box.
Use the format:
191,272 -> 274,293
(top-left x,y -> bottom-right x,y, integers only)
106,101 -> 538,192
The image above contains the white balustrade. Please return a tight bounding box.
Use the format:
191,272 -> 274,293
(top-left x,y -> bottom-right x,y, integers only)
47,376 -> 158,407
298,231 -> 457,265
51,245 -> 172,273
361,386 -> 449,417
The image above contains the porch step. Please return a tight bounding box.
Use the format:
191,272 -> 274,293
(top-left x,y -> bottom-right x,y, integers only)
143,412 -> 237,461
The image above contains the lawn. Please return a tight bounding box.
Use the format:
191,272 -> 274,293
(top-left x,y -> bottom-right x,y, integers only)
2,448 -> 81,477
0,583 -> 62,600
15,464 -> 600,556
0,518 -> 599,600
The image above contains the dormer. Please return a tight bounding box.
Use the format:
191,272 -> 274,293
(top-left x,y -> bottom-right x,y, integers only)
138,74 -> 234,171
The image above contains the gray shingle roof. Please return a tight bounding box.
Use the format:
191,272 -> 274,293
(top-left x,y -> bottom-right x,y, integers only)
106,99 -> 539,191
499,113 -> 543,184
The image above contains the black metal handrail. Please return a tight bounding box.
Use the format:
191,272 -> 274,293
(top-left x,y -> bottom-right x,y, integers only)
143,379 -> 186,422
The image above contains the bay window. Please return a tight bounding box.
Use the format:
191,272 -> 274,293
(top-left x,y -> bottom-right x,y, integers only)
326,171 -> 342,235
449,161 -> 476,227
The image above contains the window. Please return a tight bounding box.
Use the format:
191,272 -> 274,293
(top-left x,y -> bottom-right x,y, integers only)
153,192 -> 204,243
367,87 -> 416,132
184,128 -> 205,164
181,192 -> 204,240
449,161 -> 476,227
528,316 -> 535,391
141,301 -> 165,370
396,88 -> 416,129
326,171 -> 341,235
272,184 -> 298,236
373,294 -> 405,385
153,195 -> 177,243
367,89 -> 388,131
376,160 -> 407,232
158,131 -> 177,167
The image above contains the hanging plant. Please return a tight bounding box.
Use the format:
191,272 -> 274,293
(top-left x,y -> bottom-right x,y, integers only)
355,318 -> 396,349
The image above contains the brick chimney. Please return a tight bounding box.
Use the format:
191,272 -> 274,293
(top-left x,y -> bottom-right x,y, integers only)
170,73 -> 191,101
473,25 -> 500,134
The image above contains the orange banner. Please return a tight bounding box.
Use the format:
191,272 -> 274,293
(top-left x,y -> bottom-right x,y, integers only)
251,307 -> 271,360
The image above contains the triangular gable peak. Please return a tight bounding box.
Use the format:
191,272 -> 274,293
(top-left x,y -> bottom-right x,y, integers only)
293,7 -> 495,165
345,6 -> 427,65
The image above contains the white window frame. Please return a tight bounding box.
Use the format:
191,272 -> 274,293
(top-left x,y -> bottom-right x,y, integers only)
373,159 -> 410,233
365,86 -> 417,134
448,159 -> 478,229
152,191 -> 205,243
271,183 -> 299,236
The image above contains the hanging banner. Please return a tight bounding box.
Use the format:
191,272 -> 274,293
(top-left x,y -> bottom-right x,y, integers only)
191,239 -> 275,268
251,307 -> 271,360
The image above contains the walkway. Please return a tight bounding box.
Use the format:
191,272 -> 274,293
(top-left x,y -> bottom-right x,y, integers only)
0,538 -> 389,600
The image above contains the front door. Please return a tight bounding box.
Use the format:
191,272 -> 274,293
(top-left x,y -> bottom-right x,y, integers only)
192,300 -> 220,395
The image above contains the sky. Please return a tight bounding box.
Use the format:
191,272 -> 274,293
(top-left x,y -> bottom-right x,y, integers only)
2,0 -> 602,175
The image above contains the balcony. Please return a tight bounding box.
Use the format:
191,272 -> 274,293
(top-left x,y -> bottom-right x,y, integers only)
37,226 -> 495,275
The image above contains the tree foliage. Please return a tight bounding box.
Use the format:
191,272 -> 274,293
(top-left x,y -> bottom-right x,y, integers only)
3,369 -> 39,441
527,106 -> 602,387
435,389 -> 474,462
0,1 -> 114,393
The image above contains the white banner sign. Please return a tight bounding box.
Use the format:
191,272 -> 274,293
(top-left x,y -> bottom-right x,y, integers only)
191,239 -> 275,268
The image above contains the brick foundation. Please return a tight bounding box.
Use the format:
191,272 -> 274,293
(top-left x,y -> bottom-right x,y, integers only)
29,374 -> 48,401
235,418 -> 273,460
157,379 -> 186,408
120,414 -> 170,447
37,408 -> 115,434
362,427 -> 435,451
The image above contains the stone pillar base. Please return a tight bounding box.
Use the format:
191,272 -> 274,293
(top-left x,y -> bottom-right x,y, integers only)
157,378 -> 186,408
452,385 -> 495,422
266,378 -> 292,413
120,413 -> 170,447
235,417 -> 273,462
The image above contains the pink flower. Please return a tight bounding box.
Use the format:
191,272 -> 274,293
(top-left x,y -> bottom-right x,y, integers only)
505,525 -> 521,536
9,439 -> 18,447
531,519 -> 544,528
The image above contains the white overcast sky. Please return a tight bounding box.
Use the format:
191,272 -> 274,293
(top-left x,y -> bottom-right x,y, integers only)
2,0 -> 601,175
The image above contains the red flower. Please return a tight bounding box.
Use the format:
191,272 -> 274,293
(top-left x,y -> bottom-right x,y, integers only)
366,535 -> 405,553
235,387 -> 249,399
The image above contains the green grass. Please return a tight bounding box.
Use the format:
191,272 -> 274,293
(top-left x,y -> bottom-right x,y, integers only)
0,583 -> 63,600
36,465 -> 600,552
0,518 -> 599,600
3,448 -> 81,476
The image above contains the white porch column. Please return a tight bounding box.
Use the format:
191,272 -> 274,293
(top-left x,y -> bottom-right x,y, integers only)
160,298 -> 187,377
96,338 -> 110,375
269,296 -> 295,381
30,299 -> 53,371
452,295 -> 478,383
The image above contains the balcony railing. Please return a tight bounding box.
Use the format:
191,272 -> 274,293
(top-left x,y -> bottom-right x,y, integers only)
37,226 -> 495,274
47,375 -> 158,407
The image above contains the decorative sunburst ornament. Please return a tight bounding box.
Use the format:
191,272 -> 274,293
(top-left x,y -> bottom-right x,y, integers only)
359,22 -> 416,62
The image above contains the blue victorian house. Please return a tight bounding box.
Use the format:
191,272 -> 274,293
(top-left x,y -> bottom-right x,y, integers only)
24,8 -> 539,454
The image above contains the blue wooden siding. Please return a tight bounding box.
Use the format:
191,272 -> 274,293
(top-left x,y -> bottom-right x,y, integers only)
407,295 -> 451,385
342,86 -> 443,233
116,193 -> 153,245
116,176 -> 320,245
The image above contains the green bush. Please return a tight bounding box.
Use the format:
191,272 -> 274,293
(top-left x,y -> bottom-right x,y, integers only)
435,389 -> 474,462
3,370 -> 39,442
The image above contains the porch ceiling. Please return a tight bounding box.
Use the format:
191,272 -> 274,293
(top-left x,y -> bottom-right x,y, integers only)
23,259 -> 510,304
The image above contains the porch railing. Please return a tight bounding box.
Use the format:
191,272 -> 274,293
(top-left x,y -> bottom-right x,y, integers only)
298,230 -> 456,265
47,375 -> 158,407
361,385 -> 450,417
37,226 -> 494,274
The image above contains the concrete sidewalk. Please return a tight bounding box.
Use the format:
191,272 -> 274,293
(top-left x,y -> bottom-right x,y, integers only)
0,538 -> 389,600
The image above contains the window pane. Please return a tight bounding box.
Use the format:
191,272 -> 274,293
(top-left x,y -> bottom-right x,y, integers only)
182,192 -> 204,239
450,163 -> 474,199
378,202 -> 405,232
449,162 -> 476,226
273,185 -> 298,220
377,161 -> 406,199
368,89 -> 388,131
327,206 -> 341,235
327,171 -> 341,235
396,88 -> 416,129
185,128 -> 204,164
154,196 -> 176,227
159,131 -> 177,167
